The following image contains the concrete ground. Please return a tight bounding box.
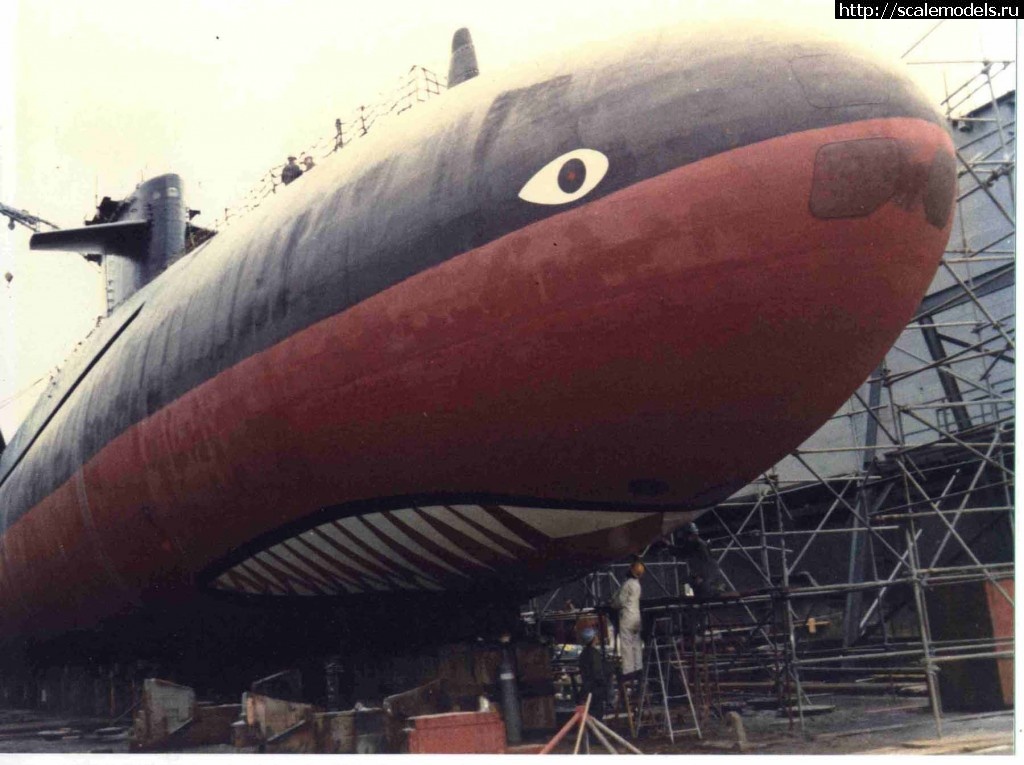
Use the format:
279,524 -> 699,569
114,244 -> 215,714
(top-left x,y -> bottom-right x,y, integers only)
0,708 -> 130,753
548,695 -> 1014,755
0,695 -> 1014,754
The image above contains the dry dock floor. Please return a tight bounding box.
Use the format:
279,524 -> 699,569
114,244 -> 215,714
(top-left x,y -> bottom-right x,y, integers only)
0,695 -> 1014,754
635,697 -> 1014,756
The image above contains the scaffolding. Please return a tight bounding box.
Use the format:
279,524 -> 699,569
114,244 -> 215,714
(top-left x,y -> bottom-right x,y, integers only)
526,43 -> 1015,740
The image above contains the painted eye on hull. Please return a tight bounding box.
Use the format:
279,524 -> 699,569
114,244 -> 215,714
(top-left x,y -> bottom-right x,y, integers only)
518,149 -> 609,205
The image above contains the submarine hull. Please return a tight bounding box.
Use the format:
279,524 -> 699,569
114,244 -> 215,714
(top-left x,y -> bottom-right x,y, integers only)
0,24 -> 956,649
2,115 -> 951,634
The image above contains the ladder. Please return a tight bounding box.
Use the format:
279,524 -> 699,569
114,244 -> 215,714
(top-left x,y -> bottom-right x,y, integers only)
634,617 -> 701,742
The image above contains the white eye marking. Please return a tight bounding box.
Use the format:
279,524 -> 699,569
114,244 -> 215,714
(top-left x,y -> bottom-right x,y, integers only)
518,149 -> 609,205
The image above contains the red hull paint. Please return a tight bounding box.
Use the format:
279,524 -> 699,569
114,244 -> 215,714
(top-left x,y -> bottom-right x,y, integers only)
0,117 -> 952,638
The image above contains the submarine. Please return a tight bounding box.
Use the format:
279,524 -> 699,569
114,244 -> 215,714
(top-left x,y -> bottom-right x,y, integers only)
0,24 -> 954,666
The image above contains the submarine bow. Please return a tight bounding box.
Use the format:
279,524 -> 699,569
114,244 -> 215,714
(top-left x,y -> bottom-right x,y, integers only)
0,25 -> 955,645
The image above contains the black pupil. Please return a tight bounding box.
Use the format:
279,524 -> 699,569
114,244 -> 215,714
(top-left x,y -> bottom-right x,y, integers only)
557,158 -> 587,194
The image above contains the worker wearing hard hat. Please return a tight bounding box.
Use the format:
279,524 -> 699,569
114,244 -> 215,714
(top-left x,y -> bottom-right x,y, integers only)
610,558 -> 646,684
661,523 -> 729,599
577,627 -> 608,720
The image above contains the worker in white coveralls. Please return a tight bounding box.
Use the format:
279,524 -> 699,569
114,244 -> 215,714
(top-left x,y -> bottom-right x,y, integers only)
611,558 -> 646,685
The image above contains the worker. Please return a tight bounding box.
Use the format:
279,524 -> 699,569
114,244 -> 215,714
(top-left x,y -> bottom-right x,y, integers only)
281,156 -> 303,185
662,523 -> 729,599
610,558 -> 645,684
302,155 -> 316,172
577,627 -> 607,719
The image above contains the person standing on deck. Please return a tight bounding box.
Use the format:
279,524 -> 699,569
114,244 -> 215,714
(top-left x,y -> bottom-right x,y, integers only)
281,156 -> 303,185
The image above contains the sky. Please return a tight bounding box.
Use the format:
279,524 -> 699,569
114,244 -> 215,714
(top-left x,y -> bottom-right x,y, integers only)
0,0 -> 1017,436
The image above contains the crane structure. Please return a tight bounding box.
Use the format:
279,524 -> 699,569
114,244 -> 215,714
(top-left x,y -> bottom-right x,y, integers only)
0,201 -> 59,234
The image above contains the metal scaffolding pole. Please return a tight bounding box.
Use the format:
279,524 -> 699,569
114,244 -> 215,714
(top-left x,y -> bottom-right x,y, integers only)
905,521 -> 943,737
524,51 -> 1014,742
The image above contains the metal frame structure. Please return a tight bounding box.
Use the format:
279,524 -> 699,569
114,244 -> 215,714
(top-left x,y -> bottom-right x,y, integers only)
526,47 -> 1015,740
0,202 -> 59,234
215,65 -> 446,228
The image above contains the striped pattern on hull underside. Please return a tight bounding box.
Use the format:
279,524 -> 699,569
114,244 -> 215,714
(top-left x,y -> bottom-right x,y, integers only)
210,504 -> 694,596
